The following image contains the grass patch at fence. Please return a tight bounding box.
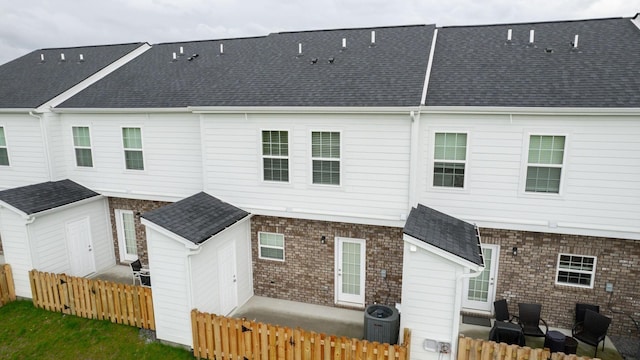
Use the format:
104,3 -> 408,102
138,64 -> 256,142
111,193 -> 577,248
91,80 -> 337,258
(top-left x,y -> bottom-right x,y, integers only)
0,300 -> 192,360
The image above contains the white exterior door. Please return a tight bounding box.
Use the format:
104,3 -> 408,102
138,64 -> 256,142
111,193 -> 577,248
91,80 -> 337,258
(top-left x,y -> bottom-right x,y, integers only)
335,237 -> 366,306
66,217 -> 96,276
462,244 -> 499,312
115,209 -> 138,262
218,241 -> 238,315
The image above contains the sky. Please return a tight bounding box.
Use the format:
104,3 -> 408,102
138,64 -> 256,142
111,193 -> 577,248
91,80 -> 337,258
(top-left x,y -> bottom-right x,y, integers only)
1,0 -> 639,65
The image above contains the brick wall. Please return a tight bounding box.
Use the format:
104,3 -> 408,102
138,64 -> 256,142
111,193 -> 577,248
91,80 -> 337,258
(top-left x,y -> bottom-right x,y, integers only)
107,197 -> 171,266
251,215 -> 403,309
481,228 -> 639,336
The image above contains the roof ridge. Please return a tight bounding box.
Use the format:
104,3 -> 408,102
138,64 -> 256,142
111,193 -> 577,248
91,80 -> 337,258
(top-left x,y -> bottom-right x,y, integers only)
275,24 -> 431,35
38,42 -> 147,51
154,35 -> 267,46
440,16 -> 625,29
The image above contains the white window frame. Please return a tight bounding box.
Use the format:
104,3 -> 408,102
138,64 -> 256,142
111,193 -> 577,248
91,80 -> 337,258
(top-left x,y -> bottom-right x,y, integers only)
121,127 -> 144,171
261,129 -> 290,183
258,232 -> 285,261
431,131 -> 469,189
522,133 -> 567,195
72,126 -> 93,168
310,130 -> 342,187
555,253 -> 597,289
0,126 -> 9,166
115,209 -> 138,262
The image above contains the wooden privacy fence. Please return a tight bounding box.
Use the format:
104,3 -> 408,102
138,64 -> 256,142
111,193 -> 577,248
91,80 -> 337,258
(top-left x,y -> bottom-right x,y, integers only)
457,335 -> 600,360
29,269 -> 155,330
0,264 -> 16,307
191,310 -> 411,360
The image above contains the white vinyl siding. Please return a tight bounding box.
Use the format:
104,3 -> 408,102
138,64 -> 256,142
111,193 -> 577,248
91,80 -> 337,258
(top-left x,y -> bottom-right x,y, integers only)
525,135 -> 565,193
258,232 -> 284,261
311,131 -> 340,185
72,126 -> 93,167
0,127 -> 8,166
122,127 -> 144,170
555,253 -> 596,288
433,132 -> 467,188
262,130 -> 289,182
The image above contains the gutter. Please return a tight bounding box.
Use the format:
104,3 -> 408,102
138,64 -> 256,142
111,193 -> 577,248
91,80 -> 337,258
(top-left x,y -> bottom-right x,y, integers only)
421,106 -> 640,116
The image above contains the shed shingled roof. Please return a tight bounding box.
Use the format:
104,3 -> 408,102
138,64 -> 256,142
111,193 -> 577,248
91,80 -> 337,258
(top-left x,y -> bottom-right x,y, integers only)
426,17 -> 640,107
0,43 -> 145,109
0,180 -> 100,215
58,25 -> 435,108
141,192 -> 249,245
403,204 -> 483,267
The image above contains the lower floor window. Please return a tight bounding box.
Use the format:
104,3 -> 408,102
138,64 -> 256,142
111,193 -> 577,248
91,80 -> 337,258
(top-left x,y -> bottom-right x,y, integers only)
556,253 -> 596,288
258,232 -> 284,261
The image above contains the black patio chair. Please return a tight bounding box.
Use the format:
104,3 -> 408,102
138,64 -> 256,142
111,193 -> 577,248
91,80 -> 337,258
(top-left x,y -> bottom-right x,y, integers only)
575,303 -> 600,325
517,303 -> 548,338
572,309 -> 611,358
129,259 -> 150,286
494,299 -> 516,322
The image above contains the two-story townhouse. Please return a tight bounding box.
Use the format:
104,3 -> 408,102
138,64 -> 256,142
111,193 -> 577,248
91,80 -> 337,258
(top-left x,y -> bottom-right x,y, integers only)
417,16 -> 640,337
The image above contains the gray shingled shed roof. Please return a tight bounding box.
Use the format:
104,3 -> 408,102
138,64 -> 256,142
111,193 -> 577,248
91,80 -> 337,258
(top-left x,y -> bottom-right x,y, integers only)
59,25 -> 434,108
0,43 -> 144,109
403,204 -> 483,267
426,17 -> 640,107
0,180 -> 100,215
141,192 -> 249,245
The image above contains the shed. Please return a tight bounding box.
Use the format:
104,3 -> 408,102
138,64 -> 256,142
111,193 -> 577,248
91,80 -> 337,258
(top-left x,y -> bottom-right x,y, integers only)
400,204 -> 484,359
141,191 -> 252,347
0,180 -> 114,298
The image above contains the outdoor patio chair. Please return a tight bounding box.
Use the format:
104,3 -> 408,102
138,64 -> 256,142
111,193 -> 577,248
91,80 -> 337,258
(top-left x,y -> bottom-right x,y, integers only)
129,259 -> 150,286
575,303 -> 600,325
517,303 -> 548,338
572,309 -> 611,358
494,299 -> 517,322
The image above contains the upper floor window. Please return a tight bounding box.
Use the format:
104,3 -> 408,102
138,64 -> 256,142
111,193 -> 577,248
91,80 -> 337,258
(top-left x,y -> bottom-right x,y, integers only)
122,127 -> 144,170
0,127 -> 8,166
72,126 -> 93,167
262,130 -> 289,182
433,132 -> 467,188
556,254 -> 596,288
311,131 -> 340,185
526,135 -> 565,193
258,232 -> 285,261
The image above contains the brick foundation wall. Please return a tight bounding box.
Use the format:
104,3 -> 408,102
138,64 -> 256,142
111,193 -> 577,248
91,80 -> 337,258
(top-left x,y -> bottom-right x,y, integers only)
481,228 -> 639,336
107,197 -> 171,266
251,216 -> 403,309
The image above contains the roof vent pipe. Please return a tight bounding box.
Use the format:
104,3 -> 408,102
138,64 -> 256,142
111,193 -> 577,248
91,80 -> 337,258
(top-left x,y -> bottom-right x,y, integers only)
507,29 -> 512,41
342,38 -> 347,48
298,43 -> 302,55
172,52 -> 177,61
40,54 -> 45,62
60,53 -> 65,61
529,29 -> 535,43
573,34 -> 579,48
371,30 -> 376,44
179,46 -> 184,55
79,54 -> 84,62
220,43 -> 224,55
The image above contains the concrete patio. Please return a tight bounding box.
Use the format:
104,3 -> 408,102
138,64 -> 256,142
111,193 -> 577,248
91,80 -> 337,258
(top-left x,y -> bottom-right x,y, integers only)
89,264 -> 136,285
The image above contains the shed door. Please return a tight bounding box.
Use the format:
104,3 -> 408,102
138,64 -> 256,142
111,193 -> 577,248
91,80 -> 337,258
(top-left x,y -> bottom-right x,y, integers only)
462,244 -> 499,312
218,240 -> 238,315
66,217 -> 96,277
335,237 -> 366,306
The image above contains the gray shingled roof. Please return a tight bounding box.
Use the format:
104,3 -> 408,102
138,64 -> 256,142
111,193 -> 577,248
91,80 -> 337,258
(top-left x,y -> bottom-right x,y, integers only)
403,204 -> 483,266
0,180 -> 100,215
426,17 -> 640,107
141,192 -> 249,244
59,25 -> 434,108
0,43 -> 145,109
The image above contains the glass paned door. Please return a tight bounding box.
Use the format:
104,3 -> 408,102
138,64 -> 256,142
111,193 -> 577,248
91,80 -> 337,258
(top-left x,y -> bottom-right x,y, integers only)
115,210 -> 138,262
462,244 -> 499,312
336,237 -> 365,306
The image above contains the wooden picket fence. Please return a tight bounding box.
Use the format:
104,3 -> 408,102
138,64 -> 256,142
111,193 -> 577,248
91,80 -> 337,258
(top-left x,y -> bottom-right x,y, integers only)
191,309 -> 411,360
457,335 -> 599,360
29,269 -> 155,330
0,264 -> 16,307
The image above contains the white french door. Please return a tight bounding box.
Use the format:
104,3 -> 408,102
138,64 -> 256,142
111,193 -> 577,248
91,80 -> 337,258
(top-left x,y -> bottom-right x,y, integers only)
115,209 -> 138,262
335,237 -> 366,306
462,244 -> 499,312
66,217 -> 96,276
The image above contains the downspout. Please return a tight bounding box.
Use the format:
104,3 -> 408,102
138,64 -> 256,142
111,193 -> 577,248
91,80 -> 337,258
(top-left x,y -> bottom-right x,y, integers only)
185,244 -> 203,330
29,110 -> 53,180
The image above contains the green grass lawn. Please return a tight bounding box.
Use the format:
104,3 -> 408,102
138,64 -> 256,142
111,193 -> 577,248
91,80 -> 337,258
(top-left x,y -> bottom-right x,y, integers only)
0,300 -> 194,359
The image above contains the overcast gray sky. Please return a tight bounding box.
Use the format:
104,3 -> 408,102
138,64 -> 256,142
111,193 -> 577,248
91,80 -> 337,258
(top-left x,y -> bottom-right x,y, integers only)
1,0 -> 639,65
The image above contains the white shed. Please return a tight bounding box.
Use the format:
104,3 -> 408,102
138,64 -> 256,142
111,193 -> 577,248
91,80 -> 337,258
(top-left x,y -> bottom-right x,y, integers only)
400,204 -> 484,360
141,192 -> 252,347
0,180 -> 114,298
